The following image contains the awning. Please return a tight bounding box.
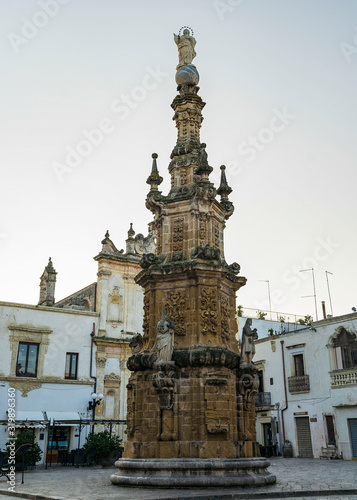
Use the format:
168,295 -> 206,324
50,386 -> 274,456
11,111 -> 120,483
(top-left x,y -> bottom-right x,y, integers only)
46,412 -> 81,425
14,411 -> 47,428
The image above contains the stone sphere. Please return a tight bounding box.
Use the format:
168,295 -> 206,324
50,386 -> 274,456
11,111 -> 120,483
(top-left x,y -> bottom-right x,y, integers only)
175,65 -> 199,86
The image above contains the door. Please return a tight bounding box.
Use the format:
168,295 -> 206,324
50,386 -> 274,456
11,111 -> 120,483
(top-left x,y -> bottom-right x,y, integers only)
263,423 -> 272,447
349,419 -> 357,459
296,417 -> 313,457
325,415 -> 336,446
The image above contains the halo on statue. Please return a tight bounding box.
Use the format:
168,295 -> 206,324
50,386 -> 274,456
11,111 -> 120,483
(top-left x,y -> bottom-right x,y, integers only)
178,26 -> 194,36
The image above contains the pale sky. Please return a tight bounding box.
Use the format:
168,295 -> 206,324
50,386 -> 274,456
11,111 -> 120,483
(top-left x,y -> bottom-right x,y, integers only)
1,0 -> 356,321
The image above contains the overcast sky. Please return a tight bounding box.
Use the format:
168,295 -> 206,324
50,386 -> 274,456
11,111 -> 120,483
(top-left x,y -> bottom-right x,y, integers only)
1,0 -> 356,322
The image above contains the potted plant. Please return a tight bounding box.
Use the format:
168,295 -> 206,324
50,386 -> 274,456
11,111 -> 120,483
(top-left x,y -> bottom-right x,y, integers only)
4,430 -> 42,469
82,431 -> 123,466
256,310 -> 267,320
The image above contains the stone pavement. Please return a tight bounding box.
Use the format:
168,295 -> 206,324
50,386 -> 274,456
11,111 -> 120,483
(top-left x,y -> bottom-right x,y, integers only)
0,457 -> 356,500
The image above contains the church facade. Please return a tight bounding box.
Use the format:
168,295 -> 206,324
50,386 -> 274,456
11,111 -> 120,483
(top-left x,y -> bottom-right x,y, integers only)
0,225 -> 150,463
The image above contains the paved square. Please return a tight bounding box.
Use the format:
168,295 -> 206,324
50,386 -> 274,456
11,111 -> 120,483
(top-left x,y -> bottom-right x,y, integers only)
0,457 -> 356,500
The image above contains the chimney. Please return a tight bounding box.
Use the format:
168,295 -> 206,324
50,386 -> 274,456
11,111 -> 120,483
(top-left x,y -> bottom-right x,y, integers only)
321,301 -> 327,319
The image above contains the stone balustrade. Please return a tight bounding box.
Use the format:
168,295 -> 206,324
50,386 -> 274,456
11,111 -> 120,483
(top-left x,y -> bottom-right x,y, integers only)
330,368 -> 357,387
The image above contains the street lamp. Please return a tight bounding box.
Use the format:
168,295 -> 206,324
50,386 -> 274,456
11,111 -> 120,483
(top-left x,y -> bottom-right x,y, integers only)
87,392 -> 103,434
87,393 -> 104,420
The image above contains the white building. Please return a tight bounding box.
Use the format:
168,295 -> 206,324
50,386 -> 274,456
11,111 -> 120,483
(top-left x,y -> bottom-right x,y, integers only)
0,300 -> 99,464
252,312 -> 357,460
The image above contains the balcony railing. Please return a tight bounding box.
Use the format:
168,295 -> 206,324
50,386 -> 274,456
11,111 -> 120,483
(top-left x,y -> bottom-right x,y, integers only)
288,374 -> 310,393
255,392 -> 271,406
330,369 -> 357,387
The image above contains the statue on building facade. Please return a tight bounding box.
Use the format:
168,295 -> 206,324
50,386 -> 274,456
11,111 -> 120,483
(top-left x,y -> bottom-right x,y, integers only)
241,318 -> 258,365
156,311 -> 176,362
174,28 -> 196,69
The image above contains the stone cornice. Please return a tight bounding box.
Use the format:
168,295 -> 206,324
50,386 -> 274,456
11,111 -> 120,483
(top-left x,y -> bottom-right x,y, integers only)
94,337 -> 131,346
8,324 -> 53,334
136,262 -> 246,289
94,252 -> 141,265
2,376 -> 93,385
255,334 -> 281,344
0,301 -> 99,317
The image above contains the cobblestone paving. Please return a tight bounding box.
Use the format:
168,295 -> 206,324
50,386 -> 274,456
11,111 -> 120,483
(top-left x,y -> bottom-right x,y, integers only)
0,457 -> 356,500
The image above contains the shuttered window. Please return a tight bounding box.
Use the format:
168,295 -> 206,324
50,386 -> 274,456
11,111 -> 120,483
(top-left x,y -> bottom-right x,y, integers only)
349,419 -> 357,459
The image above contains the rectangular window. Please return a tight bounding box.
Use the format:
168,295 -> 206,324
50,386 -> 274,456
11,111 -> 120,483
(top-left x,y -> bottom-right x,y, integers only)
294,354 -> 305,376
16,342 -> 39,377
65,353 -> 78,379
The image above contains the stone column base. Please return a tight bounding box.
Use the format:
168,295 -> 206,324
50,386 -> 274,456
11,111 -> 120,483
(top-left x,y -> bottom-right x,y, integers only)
110,457 -> 276,487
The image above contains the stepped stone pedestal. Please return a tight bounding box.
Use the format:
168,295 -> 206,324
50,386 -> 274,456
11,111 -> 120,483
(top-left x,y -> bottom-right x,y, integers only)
111,457 -> 275,486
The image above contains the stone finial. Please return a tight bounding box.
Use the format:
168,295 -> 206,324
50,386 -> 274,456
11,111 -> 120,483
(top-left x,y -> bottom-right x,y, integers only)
101,230 -> 110,246
128,223 -> 135,237
100,230 -> 121,254
217,165 -> 232,200
38,257 -> 57,307
126,223 -> 136,255
146,153 -> 163,190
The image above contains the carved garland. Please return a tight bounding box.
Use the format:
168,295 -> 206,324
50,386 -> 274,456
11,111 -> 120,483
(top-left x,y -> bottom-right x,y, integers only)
126,383 -> 135,436
155,219 -> 162,255
10,381 -> 42,398
180,168 -> 187,186
142,293 -> 150,343
200,287 -> 218,335
172,218 -> 184,252
214,223 -> 220,249
220,295 -> 230,341
165,290 -> 186,336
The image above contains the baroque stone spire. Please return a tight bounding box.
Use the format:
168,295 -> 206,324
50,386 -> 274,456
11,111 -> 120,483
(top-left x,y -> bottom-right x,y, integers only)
111,30 -> 273,488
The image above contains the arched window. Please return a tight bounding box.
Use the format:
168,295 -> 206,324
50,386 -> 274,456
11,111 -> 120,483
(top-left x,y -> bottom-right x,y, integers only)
332,327 -> 357,370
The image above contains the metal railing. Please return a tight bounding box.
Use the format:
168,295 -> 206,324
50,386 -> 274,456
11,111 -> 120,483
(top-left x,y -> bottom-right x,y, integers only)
288,375 -> 310,393
237,307 -> 306,324
255,392 -> 272,406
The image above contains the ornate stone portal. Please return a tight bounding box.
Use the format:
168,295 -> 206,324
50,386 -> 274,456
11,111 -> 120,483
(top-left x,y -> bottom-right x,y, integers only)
111,29 -> 276,487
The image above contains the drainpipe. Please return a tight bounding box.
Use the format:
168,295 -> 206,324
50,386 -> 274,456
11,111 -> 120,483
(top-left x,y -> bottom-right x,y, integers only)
89,323 -> 96,433
90,322 -> 96,392
280,340 -> 288,443
89,323 -> 97,392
